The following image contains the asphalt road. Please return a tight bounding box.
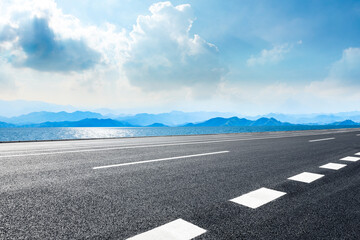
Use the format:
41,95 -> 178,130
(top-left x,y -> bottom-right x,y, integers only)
1,128 -> 360,239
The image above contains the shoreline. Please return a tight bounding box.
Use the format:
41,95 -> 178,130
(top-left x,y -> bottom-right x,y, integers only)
1,125 -> 360,144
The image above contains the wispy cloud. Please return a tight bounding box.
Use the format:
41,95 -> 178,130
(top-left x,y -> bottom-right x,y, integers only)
246,41 -> 301,67
327,47 -> 360,84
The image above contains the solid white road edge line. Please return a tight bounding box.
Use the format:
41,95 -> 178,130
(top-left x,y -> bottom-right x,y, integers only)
2,128 -> 359,158
93,151 -> 229,169
0,136 -> 285,158
0,134 -> 308,157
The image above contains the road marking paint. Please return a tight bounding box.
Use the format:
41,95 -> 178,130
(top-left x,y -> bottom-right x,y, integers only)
93,151 -> 229,169
0,136 -> 244,154
229,187 -> 286,209
0,136 -> 286,158
2,128 -> 359,157
340,156 -> 360,162
319,163 -> 347,170
0,133 -> 323,158
288,172 -> 324,183
354,152 -> 360,156
127,218 -> 206,240
0,129 -> 357,158
308,137 -> 335,142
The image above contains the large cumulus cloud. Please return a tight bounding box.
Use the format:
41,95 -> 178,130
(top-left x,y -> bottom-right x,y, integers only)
0,1 -> 102,72
0,25 -> 17,42
123,2 -> 226,91
13,17 -> 100,72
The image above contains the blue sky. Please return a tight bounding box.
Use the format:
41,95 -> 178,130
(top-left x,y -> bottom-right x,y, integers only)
1,0 -> 360,115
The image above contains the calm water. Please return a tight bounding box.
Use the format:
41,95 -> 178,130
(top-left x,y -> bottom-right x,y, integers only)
0,125 -> 358,142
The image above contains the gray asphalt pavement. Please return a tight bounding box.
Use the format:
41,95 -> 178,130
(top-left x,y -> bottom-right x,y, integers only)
1,128 -> 360,239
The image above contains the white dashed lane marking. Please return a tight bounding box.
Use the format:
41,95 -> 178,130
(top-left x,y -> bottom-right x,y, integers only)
230,187 -> 286,209
308,137 -> 335,142
288,172 -> 324,183
355,152 -> 360,156
93,151 -> 229,169
340,156 -> 360,162
126,219 -> 206,240
320,163 -> 347,170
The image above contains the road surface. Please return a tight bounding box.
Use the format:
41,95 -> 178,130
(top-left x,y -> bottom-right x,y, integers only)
1,128 -> 360,239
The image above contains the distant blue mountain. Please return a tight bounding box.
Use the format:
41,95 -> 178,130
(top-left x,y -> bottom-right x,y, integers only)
0,121 -> 15,128
146,123 -> 168,127
258,112 -> 360,124
328,120 -> 360,126
116,111 -> 235,126
0,110 -> 359,128
184,117 -> 251,126
1,111 -> 105,124
184,117 -> 291,127
252,117 -> 292,126
21,118 -> 134,127
0,99 -> 76,117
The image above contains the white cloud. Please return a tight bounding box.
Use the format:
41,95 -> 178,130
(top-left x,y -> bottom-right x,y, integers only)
296,47 -> 360,113
0,59 -> 17,94
4,1 -> 358,115
247,42 -> 300,67
305,47 -> 360,97
123,1 -> 226,93
0,0 -> 225,103
327,47 -> 360,84
0,0 -> 128,71
215,46 -> 360,114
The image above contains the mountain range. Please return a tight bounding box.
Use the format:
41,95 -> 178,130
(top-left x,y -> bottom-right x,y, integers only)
0,111 -> 104,124
1,99 -> 360,125
115,111 -> 235,126
184,117 -> 291,127
0,114 -> 359,128
254,112 -> 360,124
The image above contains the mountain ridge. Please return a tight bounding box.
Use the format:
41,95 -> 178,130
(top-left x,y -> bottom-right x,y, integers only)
0,117 -> 355,128
1,111 -> 105,124
0,111 -> 359,128
183,117 -> 292,127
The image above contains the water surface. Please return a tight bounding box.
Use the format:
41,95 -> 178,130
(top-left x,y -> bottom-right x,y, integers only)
0,125 -> 358,142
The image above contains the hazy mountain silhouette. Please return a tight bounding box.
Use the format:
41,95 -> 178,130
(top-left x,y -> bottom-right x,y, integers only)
0,111 -> 359,128
0,121 -> 15,127
183,117 -> 292,127
258,112 -> 360,124
146,123 -> 168,127
22,118 -> 134,127
329,120 -> 360,126
116,111 -> 235,126
1,111 -> 104,124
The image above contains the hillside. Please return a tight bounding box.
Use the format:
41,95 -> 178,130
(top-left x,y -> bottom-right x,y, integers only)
184,117 -> 291,127
1,111 -> 104,124
22,118 -> 134,127
0,121 -> 16,128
